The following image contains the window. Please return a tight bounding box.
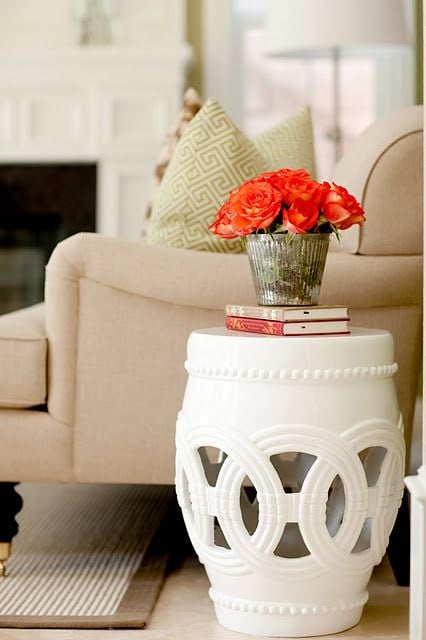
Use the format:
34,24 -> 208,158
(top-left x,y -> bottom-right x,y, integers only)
203,0 -> 415,179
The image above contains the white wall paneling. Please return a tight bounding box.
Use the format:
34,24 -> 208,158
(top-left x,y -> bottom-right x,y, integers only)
20,90 -> 89,151
99,160 -> 153,240
0,95 -> 15,146
100,89 -> 172,154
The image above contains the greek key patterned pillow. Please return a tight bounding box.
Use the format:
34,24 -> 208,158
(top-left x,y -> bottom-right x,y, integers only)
254,106 -> 316,178
146,99 -> 315,253
146,99 -> 270,253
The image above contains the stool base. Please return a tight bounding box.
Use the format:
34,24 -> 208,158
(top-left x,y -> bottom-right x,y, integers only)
211,589 -> 367,637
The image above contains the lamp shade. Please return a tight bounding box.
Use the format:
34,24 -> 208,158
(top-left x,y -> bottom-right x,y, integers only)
264,0 -> 411,54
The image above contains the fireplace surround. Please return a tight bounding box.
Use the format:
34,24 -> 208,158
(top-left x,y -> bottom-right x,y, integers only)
0,42 -> 190,313
0,164 -> 96,314
0,46 -> 190,240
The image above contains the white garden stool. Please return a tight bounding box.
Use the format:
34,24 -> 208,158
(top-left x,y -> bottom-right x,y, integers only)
175,328 -> 405,638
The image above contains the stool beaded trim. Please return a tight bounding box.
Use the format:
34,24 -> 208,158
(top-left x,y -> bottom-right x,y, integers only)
184,361 -> 398,382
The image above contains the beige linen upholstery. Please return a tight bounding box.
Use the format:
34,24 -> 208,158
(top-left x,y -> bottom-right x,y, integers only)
0,304 -> 46,408
0,104 -> 421,484
331,105 -> 423,255
0,410 -> 72,482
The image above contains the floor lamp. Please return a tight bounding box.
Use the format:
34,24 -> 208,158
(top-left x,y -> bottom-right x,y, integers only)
264,0 -> 411,163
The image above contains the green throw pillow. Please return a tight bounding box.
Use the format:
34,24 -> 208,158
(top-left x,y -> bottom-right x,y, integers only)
146,99 -> 315,253
254,106 -> 316,177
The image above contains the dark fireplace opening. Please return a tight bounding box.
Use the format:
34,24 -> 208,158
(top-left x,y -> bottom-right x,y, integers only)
0,164 -> 96,315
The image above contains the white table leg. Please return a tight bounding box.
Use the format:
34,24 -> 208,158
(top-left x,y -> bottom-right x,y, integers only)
405,465 -> 426,640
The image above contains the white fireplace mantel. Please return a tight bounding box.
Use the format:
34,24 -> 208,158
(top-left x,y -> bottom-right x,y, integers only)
0,45 -> 191,240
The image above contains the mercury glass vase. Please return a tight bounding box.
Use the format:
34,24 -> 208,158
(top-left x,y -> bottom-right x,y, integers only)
245,233 -> 331,306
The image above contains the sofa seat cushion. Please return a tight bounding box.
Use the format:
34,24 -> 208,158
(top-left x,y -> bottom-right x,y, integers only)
0,303 -> 47,408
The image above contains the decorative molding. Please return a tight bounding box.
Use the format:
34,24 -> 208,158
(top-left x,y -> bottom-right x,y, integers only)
100,90 -> 170,152
20,91 -> 89,149
0,51 -> 188,160
209,588 -> 369,616
184,360 -> 398,382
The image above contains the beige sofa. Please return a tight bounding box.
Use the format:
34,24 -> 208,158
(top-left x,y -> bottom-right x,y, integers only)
0,105 -> 422,569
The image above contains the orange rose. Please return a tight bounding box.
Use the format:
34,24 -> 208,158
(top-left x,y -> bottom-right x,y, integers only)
226,180 -> 282,235
282,175 -> 326,207
209,169 -> 365,241
257,168 -> 310,196
208,201 -> 238,239
322,183 -> 366,230
259,168 -> 327,209
282,198 -> 319,234
257,168 -> 309,182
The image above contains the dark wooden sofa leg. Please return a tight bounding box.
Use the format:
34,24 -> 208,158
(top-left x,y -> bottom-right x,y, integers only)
0,483 -> 23,576
387,487 -> 410,586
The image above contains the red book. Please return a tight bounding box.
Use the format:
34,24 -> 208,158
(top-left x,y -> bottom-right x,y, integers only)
226,316 -> 350,336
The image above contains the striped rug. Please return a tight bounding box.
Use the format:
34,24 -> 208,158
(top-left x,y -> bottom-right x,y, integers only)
0,483 -> 179,628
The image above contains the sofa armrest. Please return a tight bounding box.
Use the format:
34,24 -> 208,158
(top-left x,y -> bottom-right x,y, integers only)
47,232 -> 422,310
45,233 -> 259,481
46,232 -> 258,311
331,105 -> 423,256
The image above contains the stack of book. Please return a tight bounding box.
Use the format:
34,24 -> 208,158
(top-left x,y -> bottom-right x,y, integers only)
225,304 -> 350,337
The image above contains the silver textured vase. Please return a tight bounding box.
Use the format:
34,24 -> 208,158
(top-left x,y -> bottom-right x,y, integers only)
245,233 -> 330,306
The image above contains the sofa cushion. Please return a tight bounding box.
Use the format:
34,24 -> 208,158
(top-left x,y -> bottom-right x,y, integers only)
146,99 -> 315,253
0,303 -> 47,408
144,92 -> 314,231
254,106 -> 315,174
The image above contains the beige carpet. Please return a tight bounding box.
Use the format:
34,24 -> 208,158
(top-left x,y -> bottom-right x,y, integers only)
0,483 -> 179,628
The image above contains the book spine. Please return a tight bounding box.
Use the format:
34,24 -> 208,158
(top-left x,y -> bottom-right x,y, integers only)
226,316 -> 284,335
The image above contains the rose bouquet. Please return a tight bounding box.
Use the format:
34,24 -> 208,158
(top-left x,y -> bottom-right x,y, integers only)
209,169 -> 366,306
209,168 -> 365,240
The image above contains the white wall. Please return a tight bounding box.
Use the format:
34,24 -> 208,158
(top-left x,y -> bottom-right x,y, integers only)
0,0 -> 185,48
0,1 -> 76,47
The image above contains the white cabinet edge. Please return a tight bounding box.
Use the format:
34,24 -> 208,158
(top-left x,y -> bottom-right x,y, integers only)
405,465 -> 426,498
405,465 -> 426,640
